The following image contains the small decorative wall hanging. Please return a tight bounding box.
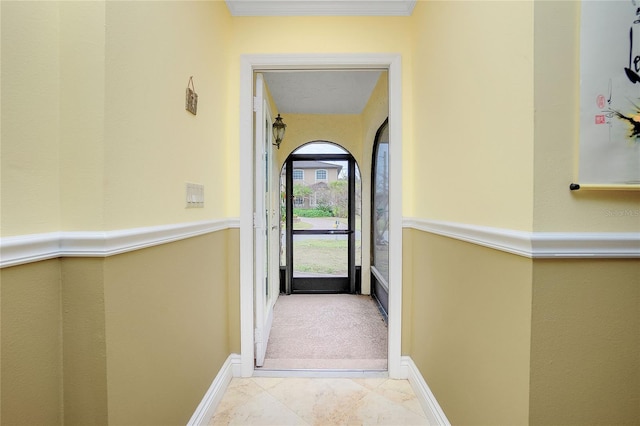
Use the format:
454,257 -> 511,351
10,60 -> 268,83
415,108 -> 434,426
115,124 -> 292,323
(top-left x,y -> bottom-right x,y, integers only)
185,76 -> 198,115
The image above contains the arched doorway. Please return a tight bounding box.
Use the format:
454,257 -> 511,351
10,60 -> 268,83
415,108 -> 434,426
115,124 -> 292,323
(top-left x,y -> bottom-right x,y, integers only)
280,142 -> 362,294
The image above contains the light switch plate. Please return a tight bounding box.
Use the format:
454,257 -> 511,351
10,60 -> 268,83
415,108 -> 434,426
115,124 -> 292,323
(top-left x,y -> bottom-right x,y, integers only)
186,183 -> 204,208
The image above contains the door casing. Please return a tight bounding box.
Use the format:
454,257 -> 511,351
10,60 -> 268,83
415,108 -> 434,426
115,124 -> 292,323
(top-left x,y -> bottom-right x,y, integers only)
239,53 -> 404,378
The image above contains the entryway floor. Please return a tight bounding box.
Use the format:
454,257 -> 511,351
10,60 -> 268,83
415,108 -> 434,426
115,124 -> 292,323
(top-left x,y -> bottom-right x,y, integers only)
261,294 -> 387,370
208,377 -> 431,425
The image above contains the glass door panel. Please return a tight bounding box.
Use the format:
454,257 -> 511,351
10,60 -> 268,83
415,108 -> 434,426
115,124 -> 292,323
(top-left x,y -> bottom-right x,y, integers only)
293,234 -> 348,278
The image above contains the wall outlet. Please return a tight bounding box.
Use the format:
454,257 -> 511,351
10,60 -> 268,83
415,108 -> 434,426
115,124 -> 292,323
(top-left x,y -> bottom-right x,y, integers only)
186,183 -> 204,208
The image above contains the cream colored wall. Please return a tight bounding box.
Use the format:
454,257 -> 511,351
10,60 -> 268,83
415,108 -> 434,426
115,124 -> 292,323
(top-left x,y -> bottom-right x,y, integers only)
3,0 -> 235,233
529,259 -> 640,425
1,1 -> 61,236
103,1 -> 232,230
275,114 -> 362,167
533,1 -> 640,232
59,2 -> 106,231
104,232 -> 232,425
228,16 -> 413,216
411,0 -> 535,231
1,260 -> 63,425
408,232 -> 533,425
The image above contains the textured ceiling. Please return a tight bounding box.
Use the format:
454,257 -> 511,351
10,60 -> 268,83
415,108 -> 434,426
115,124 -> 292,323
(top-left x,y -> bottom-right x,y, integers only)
262,70 -> 383,114
225,0 -> 416,16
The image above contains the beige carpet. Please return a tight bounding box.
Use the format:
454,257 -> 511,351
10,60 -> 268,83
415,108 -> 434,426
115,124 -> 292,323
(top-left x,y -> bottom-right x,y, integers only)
261,294 -> 388,370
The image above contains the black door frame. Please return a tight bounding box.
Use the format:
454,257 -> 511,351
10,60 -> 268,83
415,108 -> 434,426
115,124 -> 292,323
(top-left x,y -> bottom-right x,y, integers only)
284,153 -> 358,294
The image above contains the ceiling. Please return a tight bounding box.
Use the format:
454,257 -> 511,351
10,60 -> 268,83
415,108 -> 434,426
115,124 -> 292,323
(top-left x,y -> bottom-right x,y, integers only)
225,0 -> 416,16
233,1 -> 401,115
262,71 -> 383,114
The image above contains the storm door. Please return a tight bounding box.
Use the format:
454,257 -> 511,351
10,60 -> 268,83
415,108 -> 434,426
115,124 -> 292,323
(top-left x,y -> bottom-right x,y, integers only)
283,153 -> 358,294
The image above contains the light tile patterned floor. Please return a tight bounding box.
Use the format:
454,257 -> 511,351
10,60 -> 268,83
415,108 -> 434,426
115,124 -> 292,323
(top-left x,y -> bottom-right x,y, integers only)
209,377 -> 430,425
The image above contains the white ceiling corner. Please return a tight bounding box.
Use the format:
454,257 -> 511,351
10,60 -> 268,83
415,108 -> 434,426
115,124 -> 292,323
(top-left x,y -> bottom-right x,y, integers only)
225,0 -> 416,17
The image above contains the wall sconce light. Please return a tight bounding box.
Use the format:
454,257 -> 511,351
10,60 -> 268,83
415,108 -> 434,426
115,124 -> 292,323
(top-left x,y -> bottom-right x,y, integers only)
272,114 -> 286,149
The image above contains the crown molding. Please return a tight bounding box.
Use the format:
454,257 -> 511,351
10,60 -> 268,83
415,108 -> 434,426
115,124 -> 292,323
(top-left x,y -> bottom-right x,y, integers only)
225,0 -> 416,16
403,218 -> 640,259
0,218 -> 240,268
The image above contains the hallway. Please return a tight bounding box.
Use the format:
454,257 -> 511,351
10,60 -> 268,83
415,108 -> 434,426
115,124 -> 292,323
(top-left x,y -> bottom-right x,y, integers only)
261,294 -> 387,370
209,376 -> 430,425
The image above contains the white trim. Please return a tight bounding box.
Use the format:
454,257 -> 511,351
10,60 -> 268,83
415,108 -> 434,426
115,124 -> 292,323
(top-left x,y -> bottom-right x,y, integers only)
0,218 -> 240,268
402,356 -> 451,426
240,53 -> 404,379
403,218 -> 640,259
370,265 -> 389,292
187,354 -> 242,426
225,0 -> 416,17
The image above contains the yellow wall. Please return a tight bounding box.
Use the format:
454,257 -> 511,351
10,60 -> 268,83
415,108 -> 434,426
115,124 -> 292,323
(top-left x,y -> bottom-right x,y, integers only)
1,260 -> 63,425
529,259 -> 640,425
533,1 -> 640,232
104,232 -> 232,425
406,1 -> 640,425
1,231 -> 234,425
59,1 -> 106,231
275,114 -> 362,167
408,232 -> 533,425
227,16 -> 413,216
1,2 -> 236,424
61,258 -> 108,425
2,2 -> 639,425
103,1 -> 232,230
411,0 -> 535,231
1,1 -> 62,236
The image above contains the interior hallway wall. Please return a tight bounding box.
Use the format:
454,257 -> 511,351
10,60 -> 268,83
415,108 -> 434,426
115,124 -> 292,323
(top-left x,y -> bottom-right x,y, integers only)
1,260 -> 64,425
407,1 -> 639,424
1,1 -> 236,424
407,2 -> 535,423
530,2 -> 640,423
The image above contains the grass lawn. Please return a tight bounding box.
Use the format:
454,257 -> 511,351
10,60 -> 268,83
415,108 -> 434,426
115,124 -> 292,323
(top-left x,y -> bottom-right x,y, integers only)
294,238 -> 348,275
287,216 -> 362,275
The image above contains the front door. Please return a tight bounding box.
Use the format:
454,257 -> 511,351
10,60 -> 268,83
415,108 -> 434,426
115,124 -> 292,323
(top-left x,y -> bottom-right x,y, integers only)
254,73 -> 278,367
284,153 -> 358,294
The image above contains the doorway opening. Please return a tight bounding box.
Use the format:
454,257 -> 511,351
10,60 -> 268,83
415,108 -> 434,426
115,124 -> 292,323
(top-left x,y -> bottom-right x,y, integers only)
239,54 -> 403,378
281,142 -> 362,295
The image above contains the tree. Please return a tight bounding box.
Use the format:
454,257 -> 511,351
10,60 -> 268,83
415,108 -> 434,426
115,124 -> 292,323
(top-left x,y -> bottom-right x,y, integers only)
293,183 -> 312,207
329,180 -> 348,218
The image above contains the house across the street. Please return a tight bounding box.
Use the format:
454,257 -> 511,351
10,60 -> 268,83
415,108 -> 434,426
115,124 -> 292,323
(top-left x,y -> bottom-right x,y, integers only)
284,161 -> 343,209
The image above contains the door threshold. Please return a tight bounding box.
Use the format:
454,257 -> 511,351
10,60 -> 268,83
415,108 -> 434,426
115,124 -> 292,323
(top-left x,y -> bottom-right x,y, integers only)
252,368 -> 388,379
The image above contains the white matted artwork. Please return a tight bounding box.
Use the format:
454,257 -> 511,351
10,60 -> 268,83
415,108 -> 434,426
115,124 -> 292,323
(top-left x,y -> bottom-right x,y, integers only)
578,0 -> 640,187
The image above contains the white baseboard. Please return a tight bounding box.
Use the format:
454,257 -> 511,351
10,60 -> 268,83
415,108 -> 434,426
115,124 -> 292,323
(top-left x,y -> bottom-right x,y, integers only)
402,356 -> 451,426
187,354 -> 242,426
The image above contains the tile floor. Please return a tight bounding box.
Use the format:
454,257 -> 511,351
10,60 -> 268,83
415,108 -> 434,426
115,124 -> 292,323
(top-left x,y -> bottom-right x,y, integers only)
209,376 -> 430,425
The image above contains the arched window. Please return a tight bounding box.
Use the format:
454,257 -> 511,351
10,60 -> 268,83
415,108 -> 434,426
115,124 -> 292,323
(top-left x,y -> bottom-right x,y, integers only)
371,119 -> 389,315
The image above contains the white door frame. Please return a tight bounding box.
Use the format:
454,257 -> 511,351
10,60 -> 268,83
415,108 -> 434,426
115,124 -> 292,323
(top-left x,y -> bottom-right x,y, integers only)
239,53 -> 403,378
